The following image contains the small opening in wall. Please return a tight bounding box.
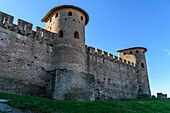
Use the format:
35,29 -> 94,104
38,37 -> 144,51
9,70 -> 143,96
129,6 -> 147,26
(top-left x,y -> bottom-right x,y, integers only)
136,50 -> 139,53
41,32 -> 43,38
74,31 -> 79,39
108,78 -> 111,82
130,51 -> 133,54
81,16 -> 83,21
24,25 -> 26,31
50,18 -> 52,22
55,13 -> 58,18
65,18 -> 67,20
27,64 -> 30,66
34,56 -> 37,59
124,52 -> 126,55
1,39 -> 3,40
41,67 -> 45,70
58,30 -> 64,37
141,63 -> 144,68
8,60 -> 10,62
73,19 -> 75,21
3,17 -> 6,23
68,11 -> 72,16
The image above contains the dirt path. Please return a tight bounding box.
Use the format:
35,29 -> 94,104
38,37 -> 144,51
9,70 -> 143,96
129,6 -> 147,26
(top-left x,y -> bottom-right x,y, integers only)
0,99 -> 34,113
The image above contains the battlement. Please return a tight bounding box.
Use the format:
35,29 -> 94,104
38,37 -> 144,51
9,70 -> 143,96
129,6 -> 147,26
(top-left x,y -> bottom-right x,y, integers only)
85,45 -> 135,67
0,11 -> 56,43
0,6 -> 151,101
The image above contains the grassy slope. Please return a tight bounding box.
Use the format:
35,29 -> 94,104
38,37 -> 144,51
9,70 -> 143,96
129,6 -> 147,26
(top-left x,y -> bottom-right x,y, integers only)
0,92 -> 169,113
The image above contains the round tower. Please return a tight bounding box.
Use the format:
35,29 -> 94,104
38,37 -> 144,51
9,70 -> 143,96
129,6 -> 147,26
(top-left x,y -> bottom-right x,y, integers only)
117,47 -> 151,98
41,5 -> 89,72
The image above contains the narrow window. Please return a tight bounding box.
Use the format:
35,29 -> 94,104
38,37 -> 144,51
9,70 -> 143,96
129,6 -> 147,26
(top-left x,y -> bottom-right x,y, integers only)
68,11 -> 72,16
130,51 -> 133,54
136,50 -> 139,53
50,18 -> 52,22
59,30 -> 63,37
74,31 -> 79,39
141,63 -> 144,68
124,52 -> 126,55
3,17 -> 5,23
24,25 -> 26,31
41,32 -> 43,38
55,13 -> 58,18
81,16 -> 83,21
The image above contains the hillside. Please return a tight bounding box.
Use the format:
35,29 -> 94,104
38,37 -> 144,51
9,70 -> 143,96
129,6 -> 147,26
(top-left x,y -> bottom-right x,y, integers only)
0,92 -> 169,113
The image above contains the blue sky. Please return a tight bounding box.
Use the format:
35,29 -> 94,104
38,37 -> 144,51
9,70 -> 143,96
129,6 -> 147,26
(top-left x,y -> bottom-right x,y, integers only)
0,0 -> 170,97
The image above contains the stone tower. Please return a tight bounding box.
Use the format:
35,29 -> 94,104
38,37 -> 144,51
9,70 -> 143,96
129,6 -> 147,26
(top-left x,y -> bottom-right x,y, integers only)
117,47 -> 151,98
41,5 -> 89,72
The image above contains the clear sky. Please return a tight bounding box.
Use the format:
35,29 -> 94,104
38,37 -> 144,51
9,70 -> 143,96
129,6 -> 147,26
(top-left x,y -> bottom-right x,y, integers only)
0,0 -> 170,97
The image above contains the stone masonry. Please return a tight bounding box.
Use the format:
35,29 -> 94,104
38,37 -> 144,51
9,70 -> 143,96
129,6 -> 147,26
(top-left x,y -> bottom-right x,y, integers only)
0,5 -> 151,101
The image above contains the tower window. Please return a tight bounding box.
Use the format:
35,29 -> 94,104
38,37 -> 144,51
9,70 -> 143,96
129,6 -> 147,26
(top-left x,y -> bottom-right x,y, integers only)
50,18 -> 52,22
55,13 -> 58,18
124,52 -> 126,55
81,16 -> 83,21
136,50 -> 139,53
58,30 -> 64,37
141,63 -> 144,68
130,51 -> 133,54
74,31 -> 79,39
68,11 -> 72,16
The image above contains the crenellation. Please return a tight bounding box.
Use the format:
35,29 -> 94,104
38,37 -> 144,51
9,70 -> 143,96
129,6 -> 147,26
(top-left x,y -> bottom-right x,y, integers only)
35,26 -> 54,42
109,54 -> 113,61
103,51 -> 108,59
17,19 -> 33,34
0,11 -> 14,24
96,49 -> 102,57
88,46 -> 95,55
118,57 -> 122,62
0,5 -> 151,101
113,55 -> 118,61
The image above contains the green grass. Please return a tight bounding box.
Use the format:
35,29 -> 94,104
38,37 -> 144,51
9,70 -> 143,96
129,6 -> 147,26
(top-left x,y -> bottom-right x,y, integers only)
0,92 -> 169,113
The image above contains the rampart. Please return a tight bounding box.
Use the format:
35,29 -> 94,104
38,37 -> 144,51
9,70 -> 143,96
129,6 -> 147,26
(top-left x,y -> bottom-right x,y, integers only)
85,46 -> 138,100
0,10 -> 149,100
0,11 -> 56,97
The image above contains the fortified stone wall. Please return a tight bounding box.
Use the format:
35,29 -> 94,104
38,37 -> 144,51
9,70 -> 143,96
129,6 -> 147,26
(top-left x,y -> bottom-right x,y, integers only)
0,11 -> 94,100
0,11 -> 57,97
85,46 -> 139,100
0,10 -> 150,101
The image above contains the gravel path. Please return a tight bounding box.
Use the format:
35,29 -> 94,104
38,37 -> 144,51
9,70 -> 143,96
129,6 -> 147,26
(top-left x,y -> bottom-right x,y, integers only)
0,99 -> 34,113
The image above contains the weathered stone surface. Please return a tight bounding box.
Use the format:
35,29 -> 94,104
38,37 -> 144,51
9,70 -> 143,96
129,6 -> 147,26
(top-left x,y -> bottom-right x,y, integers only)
53,69 -> 95,101
0,5 -> 151,101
